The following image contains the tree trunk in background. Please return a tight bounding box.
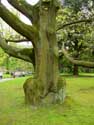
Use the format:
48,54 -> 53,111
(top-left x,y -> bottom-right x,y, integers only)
73,64 -> 79,76
23,0 -> 66,105
6,55 -> 10,73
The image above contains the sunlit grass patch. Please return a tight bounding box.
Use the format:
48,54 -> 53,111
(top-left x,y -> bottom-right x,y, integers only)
0,76 -> 94,125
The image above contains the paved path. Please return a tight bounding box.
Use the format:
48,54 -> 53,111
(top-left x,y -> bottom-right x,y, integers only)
0,78 -> 13,83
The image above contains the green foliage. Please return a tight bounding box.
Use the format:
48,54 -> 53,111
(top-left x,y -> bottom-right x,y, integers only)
8,57 -> 33,71
64,0 -> 94,12
0,48 -> 7,67
57,0 -> 94,73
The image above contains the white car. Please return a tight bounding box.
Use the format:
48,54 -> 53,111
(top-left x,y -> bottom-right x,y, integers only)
12,71 -> 25,78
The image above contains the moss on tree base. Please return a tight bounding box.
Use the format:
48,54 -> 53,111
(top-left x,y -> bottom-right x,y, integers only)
23,76 -> 66,106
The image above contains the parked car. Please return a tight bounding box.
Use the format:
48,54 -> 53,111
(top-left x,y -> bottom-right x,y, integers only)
11,71 -> 25,78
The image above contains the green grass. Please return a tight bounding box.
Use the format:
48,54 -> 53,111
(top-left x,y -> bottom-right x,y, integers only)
3,73 -> 11,78
0,76 -> 94,125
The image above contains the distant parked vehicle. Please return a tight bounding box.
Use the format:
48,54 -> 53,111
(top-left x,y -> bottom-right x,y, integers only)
0,72 -> 3,79
26,71 -> 32,76
11,71 -> 25,78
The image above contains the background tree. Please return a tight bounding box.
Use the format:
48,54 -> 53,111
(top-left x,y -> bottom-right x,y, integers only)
57,0 -> 94,75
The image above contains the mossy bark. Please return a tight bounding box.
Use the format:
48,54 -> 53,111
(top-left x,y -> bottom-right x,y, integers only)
23,0 -> 66,105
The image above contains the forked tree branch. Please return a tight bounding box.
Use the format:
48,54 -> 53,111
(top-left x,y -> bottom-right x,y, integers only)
0,3 -> 37,46
6,39 -> 29,43
57,18 -> 93,31
7,0 -> 33,21
62,48 -> 94,68
0,35 -> 35,65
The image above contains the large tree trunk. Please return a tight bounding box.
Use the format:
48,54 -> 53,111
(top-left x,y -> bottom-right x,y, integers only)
23,0 -> 66,105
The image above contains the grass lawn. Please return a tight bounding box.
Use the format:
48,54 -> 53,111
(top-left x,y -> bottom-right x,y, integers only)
0,76 -> 94,125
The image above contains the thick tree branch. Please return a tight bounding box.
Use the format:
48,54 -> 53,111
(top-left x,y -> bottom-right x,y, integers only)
0,35 -> 35,65
0,3 -> 37,45
61,48 -> 94,68
7,0 -> 33,21
6,39 -> 29,43
57,18 -> 93,31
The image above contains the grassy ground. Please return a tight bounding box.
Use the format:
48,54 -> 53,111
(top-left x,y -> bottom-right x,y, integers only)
0,76 -> 94,125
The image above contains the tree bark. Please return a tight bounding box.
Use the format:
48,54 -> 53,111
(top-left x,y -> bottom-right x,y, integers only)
73,64 -> 79,76
0,0 -> 66,106
23,0 -> 66,105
